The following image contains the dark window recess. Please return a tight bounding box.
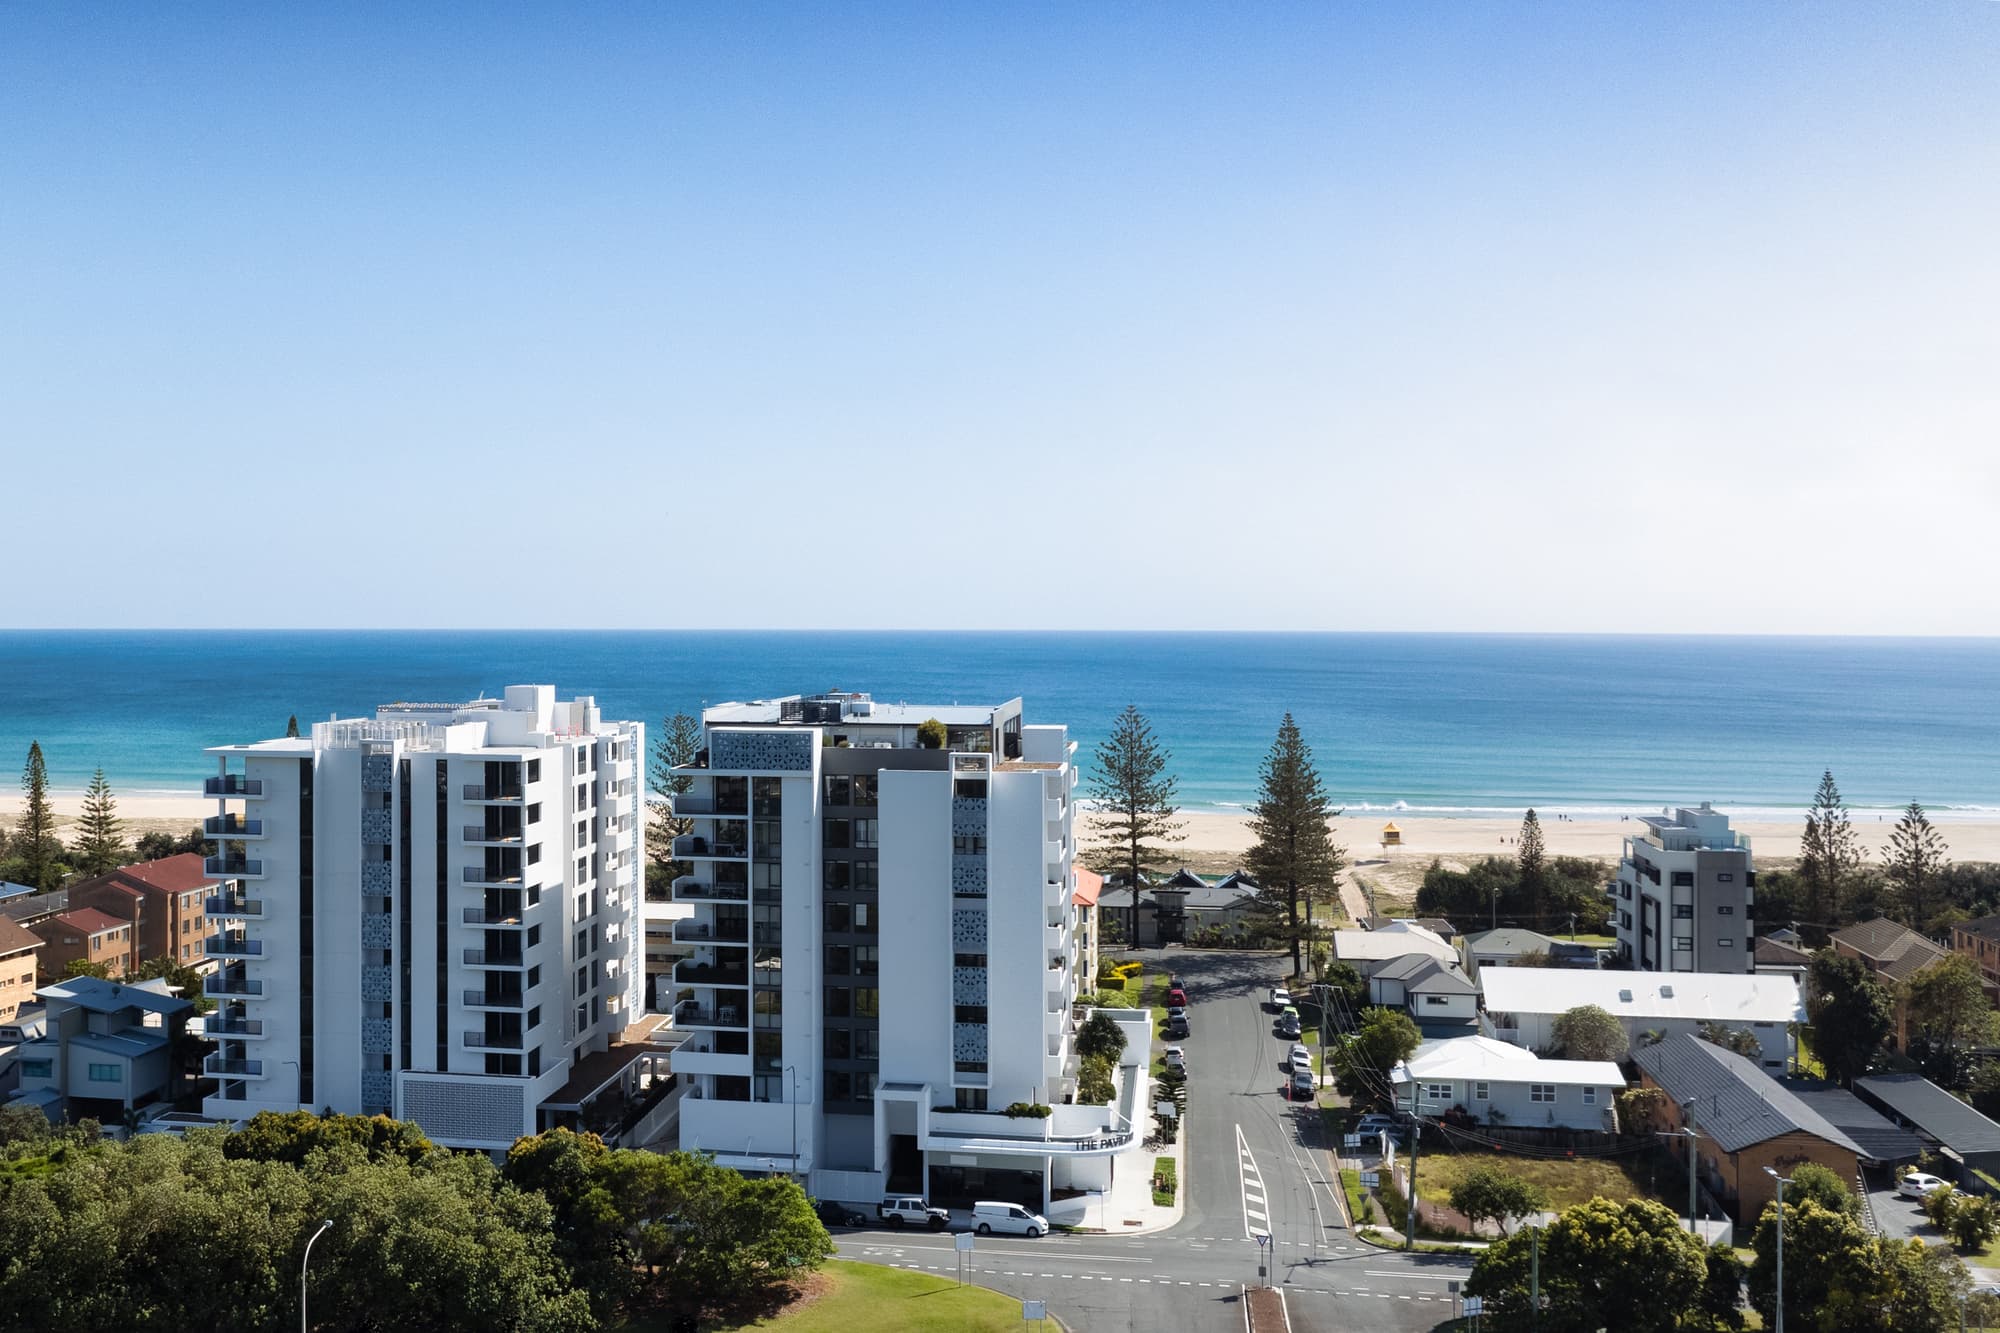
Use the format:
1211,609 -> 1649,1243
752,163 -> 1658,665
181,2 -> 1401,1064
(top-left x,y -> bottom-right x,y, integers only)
436,764 -> 448,1068
399,760 -> 412,1070
298,758 -> 315,1103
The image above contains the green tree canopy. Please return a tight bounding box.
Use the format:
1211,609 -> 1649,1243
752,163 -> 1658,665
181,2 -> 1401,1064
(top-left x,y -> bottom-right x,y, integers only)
1885,800 -> 1950,932
1550,1004 -> 1625,1062
1464,1197 -> 1708,1331
1786,1162 -> 1856,1216
1446,1163 -> 1548,1236
61,958 -> 112,980
1799,769 -> 1862,936
1905,953 -> 2000,1059
1748,1195 -> 1970,1332
1516,808 -> 1546,919
1805,949 -> 1893,1085
1335,1006 -> 1421,1101
223,1110 -> 438,1168
1075,1012 -> 1129,1064
646,711 -> 701,882
1244,715 -> 1345,977
13,741 -> 61,891
1083,705 -> 1185,938
130,953 -> 216,1014
70,768 -> 125,877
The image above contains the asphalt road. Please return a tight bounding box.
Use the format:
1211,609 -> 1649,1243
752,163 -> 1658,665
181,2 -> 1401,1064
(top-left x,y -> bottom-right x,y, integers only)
833,948 -> 1477,1332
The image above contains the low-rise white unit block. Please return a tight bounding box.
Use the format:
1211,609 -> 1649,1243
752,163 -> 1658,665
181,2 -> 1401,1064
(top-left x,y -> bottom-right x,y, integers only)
1479,967 -> 1803,1070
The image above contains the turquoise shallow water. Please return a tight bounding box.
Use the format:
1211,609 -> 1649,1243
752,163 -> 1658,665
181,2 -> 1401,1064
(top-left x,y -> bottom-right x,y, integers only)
1,631 -> 1996,816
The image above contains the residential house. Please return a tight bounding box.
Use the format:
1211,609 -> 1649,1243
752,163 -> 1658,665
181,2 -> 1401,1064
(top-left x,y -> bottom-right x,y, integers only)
7,975 -> 193,1124
1368,954 -> 1479,1037
1855,1073 -> 2000,1184
69,853 -> 216,969
1461,927 -> 1560,979
1829,918 -> 1950,1049
1479,968 -> 1804,1069
1391,1035 -> 1622,1131
0,917 -> 41,1023
1752,934 -> 1812,982
1333,922 -> 1459,978
1099,869 -> 1264,948
29,908 -> 134,982
1950,915 -> 2000,999
1634,1033 -> 1884,1222
1361,915 -> 1457,938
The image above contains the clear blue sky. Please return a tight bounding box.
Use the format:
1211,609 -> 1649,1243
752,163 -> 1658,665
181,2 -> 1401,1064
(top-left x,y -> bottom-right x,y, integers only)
4,4 -> 1995,632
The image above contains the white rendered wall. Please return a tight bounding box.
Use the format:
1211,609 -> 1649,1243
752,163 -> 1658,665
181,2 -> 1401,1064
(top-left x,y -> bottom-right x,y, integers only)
878,770 -> 954,1098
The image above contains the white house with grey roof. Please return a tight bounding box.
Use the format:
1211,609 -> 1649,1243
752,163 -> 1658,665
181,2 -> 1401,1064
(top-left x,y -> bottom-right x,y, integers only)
1392,1035 -> 1623,1131
1333,922 -> 1458,978
1479,968 -> 1803,1069
1368,954 -> 1479,1035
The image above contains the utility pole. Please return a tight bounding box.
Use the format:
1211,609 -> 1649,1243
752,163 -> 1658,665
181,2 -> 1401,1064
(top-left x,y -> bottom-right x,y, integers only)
1530,1226 -> 1540,1330
1765,1167 -> 1792,1333
1403,1072 -> 1421,1251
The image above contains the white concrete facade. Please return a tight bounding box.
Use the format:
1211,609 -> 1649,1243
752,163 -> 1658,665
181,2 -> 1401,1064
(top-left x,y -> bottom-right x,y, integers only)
1611,804 -> 1755,974
670,693 -> 1122,1210
1478,967 -> 1802,1070
198,685 -> 645,1150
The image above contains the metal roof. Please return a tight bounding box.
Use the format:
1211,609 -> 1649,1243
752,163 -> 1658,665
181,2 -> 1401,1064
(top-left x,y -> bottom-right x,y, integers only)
1855,1073 -> 2000,1157
1776,1076 -> 1923,1164
1479,968 -> 1804,1025
1633,1034 -> 1866,1157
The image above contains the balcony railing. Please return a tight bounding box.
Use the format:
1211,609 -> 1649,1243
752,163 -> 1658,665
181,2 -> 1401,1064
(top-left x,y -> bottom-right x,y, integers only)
205,975 -> 263,996
463,989 -> 526,1008
204,775 -> 264,798
672,919 -> 749,945
462,866 -> 524,885
204,934 -> 264,958
672,876 -> 748,903
463,949 -> 527,967
674,1001 -> 747,1028
673,835 -> 747,859
675,962 -> 749,987
203,816 -> 264,838
205,894 -> 264,918
462,907 -> 527,926
205,856 -> 264,878
205,1017 -> 264,1037
464,1030 -> 525,1050
463,824 -> 524,843
462,783 -> 524,802
204,1056 -> 264,1077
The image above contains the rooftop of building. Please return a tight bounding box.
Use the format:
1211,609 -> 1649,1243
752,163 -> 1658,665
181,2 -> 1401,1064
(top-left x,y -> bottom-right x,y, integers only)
1478,967 -> 1805,1023
702,692 -> 1012,728
35,974 -> 192,1018
1632,802 -> 1749,852
1462,927 -> 1559,954
1830,917 -> 1949,982
0,915 -> 43,957
41,907 -> 129,937
210,685 -> 620,755
1955,915 -> 2000,943
1400,1034 -> 1623,1087
108,853 -> 219,895
1634,1033 -> 1868,1157
1372,953 -> 1478,995
1332,922 -> 1458,963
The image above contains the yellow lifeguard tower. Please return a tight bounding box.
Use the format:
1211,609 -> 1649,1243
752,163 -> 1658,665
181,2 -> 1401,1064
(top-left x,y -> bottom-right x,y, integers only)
1380,821 -> 1403,849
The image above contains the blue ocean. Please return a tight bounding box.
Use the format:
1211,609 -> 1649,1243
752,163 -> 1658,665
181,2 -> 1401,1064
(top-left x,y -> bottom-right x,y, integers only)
2,631 -> 1997,817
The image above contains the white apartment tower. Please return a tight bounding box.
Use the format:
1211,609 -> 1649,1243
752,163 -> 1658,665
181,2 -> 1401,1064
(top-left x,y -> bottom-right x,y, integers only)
1611,803 -> 1756,973
671,692 -> 1124,1211
200,685 -> 646,1149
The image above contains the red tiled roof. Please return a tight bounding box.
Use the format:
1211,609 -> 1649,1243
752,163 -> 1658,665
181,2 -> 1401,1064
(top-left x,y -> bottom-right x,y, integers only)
0,915 -> 41,956
1072,867 -> 1103,908
114,853 -> 217,894
45,907 -> 129,936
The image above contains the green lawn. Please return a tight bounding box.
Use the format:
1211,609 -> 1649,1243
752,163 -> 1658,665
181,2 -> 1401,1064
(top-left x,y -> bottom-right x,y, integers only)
1415,1150 -> 1659,1213
668,1261 -> 1046,1332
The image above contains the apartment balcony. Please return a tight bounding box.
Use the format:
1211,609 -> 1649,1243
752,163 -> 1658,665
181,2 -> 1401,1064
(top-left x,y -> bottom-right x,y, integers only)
673,1001 -> 749,1031
205,856 -> 265,879
205,893 -> 264,919
673,919 -> 749,946
672,876 -> 748,904
203,933 -> 264,959
672,834 -> 747,861
205,975 -> 264,997
204,1056 -> 266,1079
463,988 -> 528,1010
462,824 -> 524,844
204,775 -> 264,798
462,783 -> 524,802
669,1045 -> 751,1078
205,1016 -> 266,1038
203,816 -> 265,839
463,1030 -> 525,1050
462,907 -> 529,927
463,948 -> 527,968
462,866 -> 525,886
674,959 -> 749,988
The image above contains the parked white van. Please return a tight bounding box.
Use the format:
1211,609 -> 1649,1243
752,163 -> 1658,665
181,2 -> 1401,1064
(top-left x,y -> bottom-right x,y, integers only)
972,1201 -> 1049,1237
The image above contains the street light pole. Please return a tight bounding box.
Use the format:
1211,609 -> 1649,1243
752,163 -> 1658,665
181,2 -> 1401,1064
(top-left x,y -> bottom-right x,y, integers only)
300,1217 -> 332,1333
1764,1167 -> 1792,1333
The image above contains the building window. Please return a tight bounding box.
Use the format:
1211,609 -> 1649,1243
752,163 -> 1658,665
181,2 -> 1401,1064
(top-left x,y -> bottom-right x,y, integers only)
955,1088 -> 988,1111
1582,1086 -> 1597,1105
1672,905 -> 1693,919
1424,994 -> 1451,1006
1715,873 -> 1734,883
88,1063 -> 122,1083
954,1004 -> 988,1024
1530,1084 -> 1556,1103
1673,938 -> 1693,951
22,1060 -> 51,1079
1717,939 -> 1735,950
1473,1081 -> 1489,1101
852,819 -> 878,849
1423,1083 -> 1452,1102
854,988 -> 880,1018
825,820 -> 850,850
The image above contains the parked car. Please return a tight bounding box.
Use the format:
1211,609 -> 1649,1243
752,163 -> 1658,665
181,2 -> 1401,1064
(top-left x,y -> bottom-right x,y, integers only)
1276,1009 -> 1302,1039
878,1196 -> 951,1230
1284,1043 -> 1313,1072
1164,1015 -> 1190,1039
1899,1172 -> 1950,1200
1164,1046 -> 1188,1074
1167,986 -> 1188,1008
1290,1068 -> 1316,1099
972,1201 -> 1049,1237
1269,987 -> 1292,1012
1354,1113 -> 1408,1138
1166,1005 -> 1188,1022
815,1199 -> 868,1227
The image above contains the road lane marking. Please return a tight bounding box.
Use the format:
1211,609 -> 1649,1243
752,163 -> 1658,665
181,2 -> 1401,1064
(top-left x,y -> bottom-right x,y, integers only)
1363,1271 -> 1466,1281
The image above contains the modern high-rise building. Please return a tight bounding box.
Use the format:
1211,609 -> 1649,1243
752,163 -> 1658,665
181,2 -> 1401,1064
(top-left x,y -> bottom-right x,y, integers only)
671,692 -> 1129,1210
1611,803 -> 1755,973
199,685 -> 652,1149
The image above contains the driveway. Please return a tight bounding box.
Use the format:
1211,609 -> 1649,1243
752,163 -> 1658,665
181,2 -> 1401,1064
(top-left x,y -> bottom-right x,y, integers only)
1864,1165 -> 1953,1247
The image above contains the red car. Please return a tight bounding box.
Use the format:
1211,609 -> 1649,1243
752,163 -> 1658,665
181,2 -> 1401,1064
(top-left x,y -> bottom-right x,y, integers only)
1167,987 -> 1188,1007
